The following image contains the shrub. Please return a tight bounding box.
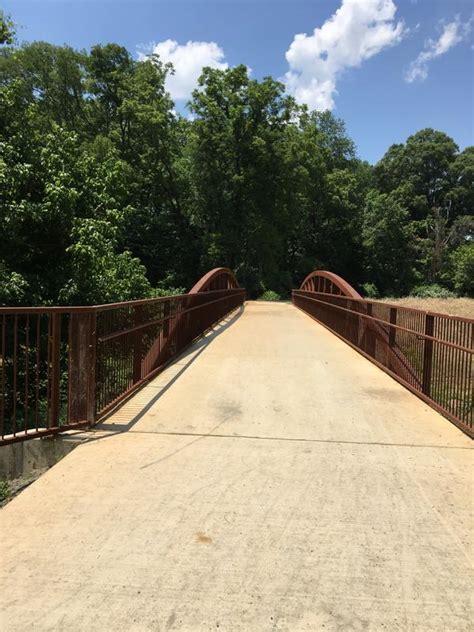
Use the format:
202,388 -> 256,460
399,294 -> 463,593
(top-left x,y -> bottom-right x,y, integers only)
449,244 -> 474,297
0,262 -> 28,305
259,290 -> 281,301
409,284 -> 455,299
361,282 -> 379,299
152,286 -> 186,297
0,481 -> 10,503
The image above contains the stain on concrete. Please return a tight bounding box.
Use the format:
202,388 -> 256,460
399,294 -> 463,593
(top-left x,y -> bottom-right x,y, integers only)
165,611 -> 176,629
195,532 -> 212,544
363,387 -> 409,401
214,400 -> 242,420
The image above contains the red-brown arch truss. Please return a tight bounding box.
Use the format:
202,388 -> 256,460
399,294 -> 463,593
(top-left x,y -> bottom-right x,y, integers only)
299,270 -> 362,298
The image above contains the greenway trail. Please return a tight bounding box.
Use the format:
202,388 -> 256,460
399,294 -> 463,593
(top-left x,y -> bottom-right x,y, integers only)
0,302 -> 472,631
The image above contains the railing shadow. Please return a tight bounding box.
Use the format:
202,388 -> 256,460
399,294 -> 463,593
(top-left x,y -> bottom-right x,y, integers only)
86,305 -> 245,440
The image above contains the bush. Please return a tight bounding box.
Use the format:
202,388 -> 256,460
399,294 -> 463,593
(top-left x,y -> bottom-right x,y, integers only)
0,262 -> 28,305
259,290 -> 281,301
0,481 -> 10,503
60,219 -> 153,305
152,286 -> 186,297
409,284 -> 455,299
449,244 -> 474,297
361,282 -> 379,299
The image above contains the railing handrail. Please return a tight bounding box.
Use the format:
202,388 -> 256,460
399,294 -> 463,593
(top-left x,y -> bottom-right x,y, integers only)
0,288 -> 245,314
293,290 -> 474,353
0,268 -> 246,445
293,271 -> 473,438
97,291 -> 245,343
294,289 -> 474,325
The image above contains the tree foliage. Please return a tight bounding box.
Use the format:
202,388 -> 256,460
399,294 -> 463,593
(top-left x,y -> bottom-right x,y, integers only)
0,12 -> 15,46
372,130 -> 473,293
0,32 -> 472,305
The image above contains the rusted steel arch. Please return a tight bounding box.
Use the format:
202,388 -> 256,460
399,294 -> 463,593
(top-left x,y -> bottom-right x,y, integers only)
296,269 -> 422,392
146,268 -> 244,378
0,267 -> 246,445
294,274 -> 474,435
299,270 -> 362,298
189,267 -> 241,294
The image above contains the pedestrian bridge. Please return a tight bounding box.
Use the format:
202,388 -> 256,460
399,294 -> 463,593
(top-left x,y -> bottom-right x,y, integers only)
0,270 -> 472,630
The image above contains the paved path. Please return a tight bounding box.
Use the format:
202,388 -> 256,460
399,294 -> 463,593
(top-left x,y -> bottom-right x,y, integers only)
1,302 -> 472,631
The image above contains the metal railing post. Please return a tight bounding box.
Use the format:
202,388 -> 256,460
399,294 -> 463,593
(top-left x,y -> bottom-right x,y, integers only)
87,312 -> 97,424
389,308 -> 397,347
163,301 -> 170,338
50,313 -> 61,427
422,314 -> 435,397
69,311 -> 96,425
132,305 -> 143,384
387,307 -> 397,368
365,303 -> 376,357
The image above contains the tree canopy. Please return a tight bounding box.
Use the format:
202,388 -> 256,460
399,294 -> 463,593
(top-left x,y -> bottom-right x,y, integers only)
1,32 -> 472,305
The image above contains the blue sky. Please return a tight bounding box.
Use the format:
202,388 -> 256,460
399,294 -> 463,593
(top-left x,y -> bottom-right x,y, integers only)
4,0 -> 473,163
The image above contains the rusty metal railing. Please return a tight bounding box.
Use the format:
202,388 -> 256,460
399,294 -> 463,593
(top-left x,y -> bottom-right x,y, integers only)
0,268 -> 245,444
293,271 -> 473,438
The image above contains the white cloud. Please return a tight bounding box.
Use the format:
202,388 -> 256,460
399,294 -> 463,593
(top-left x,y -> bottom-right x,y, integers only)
142,39 -> 228,101
283,0 -> 405,111
405,16 -> 472,83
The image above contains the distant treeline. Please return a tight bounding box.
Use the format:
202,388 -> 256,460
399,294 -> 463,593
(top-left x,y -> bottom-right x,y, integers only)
1,17 -> 473,304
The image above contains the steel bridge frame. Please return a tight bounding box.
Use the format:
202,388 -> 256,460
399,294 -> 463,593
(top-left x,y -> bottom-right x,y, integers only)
293,271 -> 473,438
0,268 -> 245,445
1,268 -> 472,444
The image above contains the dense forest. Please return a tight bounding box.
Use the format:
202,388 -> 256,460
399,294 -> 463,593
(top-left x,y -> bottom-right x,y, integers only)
1,15 -> 473,305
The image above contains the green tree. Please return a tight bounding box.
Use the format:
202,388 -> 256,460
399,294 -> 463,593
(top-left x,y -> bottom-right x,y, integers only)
0,38 -> 197,304
0,262 -> 28,304
362,191 -> 414,296
284,110 -> 369,287
1,22 -> 472,306
447,244 -> 474,297
59,219 -> 152,304
0,11 -> 15,45
448,146 -> 474,217
189,65 -> 296,294
373,129 -> 467,285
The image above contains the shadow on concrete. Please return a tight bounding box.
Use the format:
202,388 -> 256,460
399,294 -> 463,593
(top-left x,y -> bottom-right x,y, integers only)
86,305 -> 245,441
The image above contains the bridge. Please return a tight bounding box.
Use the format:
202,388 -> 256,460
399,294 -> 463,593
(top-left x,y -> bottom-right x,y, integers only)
0,269 -> 472,630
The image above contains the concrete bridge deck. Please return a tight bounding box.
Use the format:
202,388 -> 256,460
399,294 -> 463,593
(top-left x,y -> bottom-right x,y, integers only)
0,302 -> 472,631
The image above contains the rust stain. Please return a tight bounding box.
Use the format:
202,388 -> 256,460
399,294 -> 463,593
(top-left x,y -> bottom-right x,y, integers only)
195,531 -> 212,544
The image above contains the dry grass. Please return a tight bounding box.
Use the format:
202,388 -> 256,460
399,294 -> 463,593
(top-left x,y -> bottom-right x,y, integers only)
379,297 -> 474,319
376,297 -> 473,428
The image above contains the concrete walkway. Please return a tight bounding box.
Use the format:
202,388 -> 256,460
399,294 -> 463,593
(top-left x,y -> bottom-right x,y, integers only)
1,302 -> 472,631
